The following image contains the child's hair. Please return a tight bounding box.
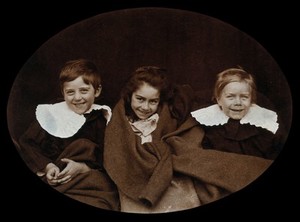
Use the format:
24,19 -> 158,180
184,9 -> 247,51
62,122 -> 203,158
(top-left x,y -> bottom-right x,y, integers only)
121,66 -> 172,103
121,66 -> 173,118
59,59 -> 101,94
213,67 -> 257,103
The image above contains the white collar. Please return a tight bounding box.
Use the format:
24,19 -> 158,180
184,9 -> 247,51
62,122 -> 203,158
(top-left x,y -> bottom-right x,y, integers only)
191,104 -> 279,134
36,101 -> 112,138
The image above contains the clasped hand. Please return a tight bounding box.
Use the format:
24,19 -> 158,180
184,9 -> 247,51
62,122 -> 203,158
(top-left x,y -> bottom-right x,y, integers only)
45,159 -> 90,186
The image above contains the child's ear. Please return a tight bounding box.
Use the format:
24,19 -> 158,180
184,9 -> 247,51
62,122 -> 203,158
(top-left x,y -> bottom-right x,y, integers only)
216,97 -> 220,105
216,98 -> 223,109
95,85 -> 102,97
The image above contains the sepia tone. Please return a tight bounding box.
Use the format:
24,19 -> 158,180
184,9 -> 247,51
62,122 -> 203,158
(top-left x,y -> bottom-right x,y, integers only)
7,8 -> 292,213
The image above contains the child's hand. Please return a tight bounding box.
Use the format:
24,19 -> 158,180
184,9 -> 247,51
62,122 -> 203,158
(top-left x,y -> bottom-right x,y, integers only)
45,163 -> 60,186
56,158 -> 91,184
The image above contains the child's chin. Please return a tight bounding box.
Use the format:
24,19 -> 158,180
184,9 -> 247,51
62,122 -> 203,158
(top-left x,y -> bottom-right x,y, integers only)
230,116 -> 243,120
139,115 -> 151,120
73,109 -> 85,115
72,106 -> 88,114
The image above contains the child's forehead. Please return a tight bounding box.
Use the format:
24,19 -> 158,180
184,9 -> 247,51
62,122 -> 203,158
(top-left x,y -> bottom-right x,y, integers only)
63,76 -> 93,88
223,81 -> 251,91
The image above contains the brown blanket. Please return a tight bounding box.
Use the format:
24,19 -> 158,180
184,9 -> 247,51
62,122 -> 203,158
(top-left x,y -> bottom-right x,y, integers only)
42,139 -> 119,210
104,99 -> 272,206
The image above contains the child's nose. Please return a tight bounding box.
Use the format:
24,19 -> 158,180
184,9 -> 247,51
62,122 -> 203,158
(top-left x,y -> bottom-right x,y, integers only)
234,97 -> 242,105
74,92 -> 82,100
141,102 -> 150,110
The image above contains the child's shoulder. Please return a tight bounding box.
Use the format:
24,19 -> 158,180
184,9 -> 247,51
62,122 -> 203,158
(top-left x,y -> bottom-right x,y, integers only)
35,101 -> 86,138
191,104 -> 229,126
88,104 -> 112,123
241,104 -> 279,134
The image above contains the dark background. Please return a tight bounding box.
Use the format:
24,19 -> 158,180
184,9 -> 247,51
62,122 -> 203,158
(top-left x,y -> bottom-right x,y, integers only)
3,0 -> 297,220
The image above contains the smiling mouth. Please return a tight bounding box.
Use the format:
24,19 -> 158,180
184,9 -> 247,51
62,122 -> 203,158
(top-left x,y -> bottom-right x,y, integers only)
138,110 -> 151,116
230,109 -> 243,112
74,103 -> 85,108
139,113 -> 149,117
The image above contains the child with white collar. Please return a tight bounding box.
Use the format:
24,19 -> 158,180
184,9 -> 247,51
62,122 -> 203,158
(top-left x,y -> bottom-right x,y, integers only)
191,67 -> 283,160
19,59 -> 119,210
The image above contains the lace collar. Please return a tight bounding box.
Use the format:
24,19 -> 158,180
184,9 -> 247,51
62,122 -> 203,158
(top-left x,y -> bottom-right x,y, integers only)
191,104 -> 279,134
36,101 -> 112,138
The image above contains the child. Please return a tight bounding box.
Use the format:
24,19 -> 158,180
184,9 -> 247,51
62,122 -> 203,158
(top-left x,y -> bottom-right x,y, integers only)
191,67 -> 283,160
104,66 -> 201,213
19,59 -> 119,210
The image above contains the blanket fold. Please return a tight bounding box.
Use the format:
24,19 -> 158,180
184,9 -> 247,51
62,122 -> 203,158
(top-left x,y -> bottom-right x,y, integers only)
104,99 -> 272,206
42,138 -> 119,210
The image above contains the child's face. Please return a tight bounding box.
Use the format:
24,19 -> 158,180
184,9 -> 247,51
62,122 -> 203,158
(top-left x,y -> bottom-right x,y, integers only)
131,83 -> 160,120
63,76 -> 101,114
217,81 -> 251,120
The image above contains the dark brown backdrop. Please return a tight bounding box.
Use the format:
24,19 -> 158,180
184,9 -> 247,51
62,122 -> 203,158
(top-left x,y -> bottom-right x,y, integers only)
7,8 -> 292,148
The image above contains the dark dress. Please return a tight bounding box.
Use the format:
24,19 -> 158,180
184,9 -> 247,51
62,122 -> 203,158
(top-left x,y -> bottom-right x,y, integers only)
19,106 -> 120,211
191,104 -> 284,160
201,118 -> 282,160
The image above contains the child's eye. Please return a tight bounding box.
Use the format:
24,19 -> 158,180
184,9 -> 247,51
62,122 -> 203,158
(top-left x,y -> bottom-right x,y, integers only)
136,97 -> 144,102
80,89 -> 89,94
241,95 -> 249,98
150,100 -> 159,105
65,91 -> 75,95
